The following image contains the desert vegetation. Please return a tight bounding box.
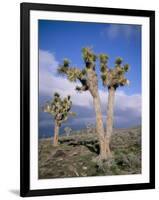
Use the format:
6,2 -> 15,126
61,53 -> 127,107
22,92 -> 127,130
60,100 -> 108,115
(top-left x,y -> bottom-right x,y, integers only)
40,47 -> 141,178
43,93 -> 75,146
57,47 -> 129,160
99,54 -> 129,156
39,127 -> 141,178
58,48 -> 110,160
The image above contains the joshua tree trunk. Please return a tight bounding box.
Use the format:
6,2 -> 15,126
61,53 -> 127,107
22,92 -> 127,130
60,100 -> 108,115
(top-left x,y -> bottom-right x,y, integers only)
106,86 -> 115,142
93,94 -> 111,160
53,120 -> 59,146
86,68 -> 111,160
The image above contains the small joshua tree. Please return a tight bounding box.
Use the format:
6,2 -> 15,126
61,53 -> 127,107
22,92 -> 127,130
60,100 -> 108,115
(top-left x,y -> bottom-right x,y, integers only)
64,127 -> 72,137
99,54 -> 130,145
44,93 -> 75,146
86,122 -> 94,134
58,48 -> 110,160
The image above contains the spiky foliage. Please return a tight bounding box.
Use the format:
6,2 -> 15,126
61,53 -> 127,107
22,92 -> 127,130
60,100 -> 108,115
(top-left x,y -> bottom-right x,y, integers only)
44,93 -> 75,126
99,55 -> 130,89
82,47 -> 97,68
58,47 -> 97,93
64,127 -> 72,136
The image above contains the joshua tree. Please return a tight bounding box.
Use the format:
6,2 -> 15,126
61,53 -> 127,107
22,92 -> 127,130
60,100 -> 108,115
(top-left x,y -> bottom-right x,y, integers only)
44,93 -> 75,146
64,127 -> 72,137
58,48 -> 110,160
99,54 -> 130,145
86,122 -> 94,134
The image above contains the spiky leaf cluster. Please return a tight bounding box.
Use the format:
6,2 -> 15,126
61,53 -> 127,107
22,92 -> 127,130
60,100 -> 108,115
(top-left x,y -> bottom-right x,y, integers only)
44,93 -> 75,126
58,60 -> 83,82
58,48 -> 97,93
99,55 -> 130,89
58,48 -> 130,92
82,47 -> 97,69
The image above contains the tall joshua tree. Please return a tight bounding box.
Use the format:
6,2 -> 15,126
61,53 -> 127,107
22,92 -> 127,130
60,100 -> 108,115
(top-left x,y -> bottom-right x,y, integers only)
58,48 -> 111,160
99,54 -> 130,145
44,92 -> 75,146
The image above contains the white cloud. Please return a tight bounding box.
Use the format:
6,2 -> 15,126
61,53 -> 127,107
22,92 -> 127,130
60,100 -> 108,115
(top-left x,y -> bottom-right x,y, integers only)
102,24 -> 138,40
39,49 -> 58,73
39,49 -> 93,107
115,91 -> 141,117
39,49 -> 141,128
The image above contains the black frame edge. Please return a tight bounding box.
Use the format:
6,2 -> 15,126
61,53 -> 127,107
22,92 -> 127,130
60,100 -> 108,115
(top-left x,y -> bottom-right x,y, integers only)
21,2 -> 155,16
23,183 -> 154,197
149,11 -> 155,188
20,3 -> 30,197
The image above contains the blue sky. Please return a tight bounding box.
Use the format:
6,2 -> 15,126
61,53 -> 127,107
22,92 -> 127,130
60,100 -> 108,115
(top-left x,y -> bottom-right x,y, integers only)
38,20 -> 141,137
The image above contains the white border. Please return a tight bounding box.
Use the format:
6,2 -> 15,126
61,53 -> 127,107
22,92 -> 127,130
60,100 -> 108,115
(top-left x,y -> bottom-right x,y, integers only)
30,10 -> 150,190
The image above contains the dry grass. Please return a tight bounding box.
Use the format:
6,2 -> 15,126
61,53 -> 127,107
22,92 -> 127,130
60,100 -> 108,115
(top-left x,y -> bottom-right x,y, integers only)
38,126 -> 141,179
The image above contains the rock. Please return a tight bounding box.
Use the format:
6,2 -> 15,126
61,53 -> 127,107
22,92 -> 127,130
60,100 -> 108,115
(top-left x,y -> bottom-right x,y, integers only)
81,172 -> 87,176
70,151 -> 78,156
57,157 -> 63,161
82,166 -> 87,170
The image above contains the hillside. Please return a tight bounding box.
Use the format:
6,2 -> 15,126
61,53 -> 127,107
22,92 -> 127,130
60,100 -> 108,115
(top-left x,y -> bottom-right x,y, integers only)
38,126 -> 141,179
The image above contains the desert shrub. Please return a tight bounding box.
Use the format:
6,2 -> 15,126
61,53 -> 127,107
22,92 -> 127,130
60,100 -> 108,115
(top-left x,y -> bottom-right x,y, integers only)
126,152 -> 141,169
114,150 -> 141,173
115,152 -> 129,168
